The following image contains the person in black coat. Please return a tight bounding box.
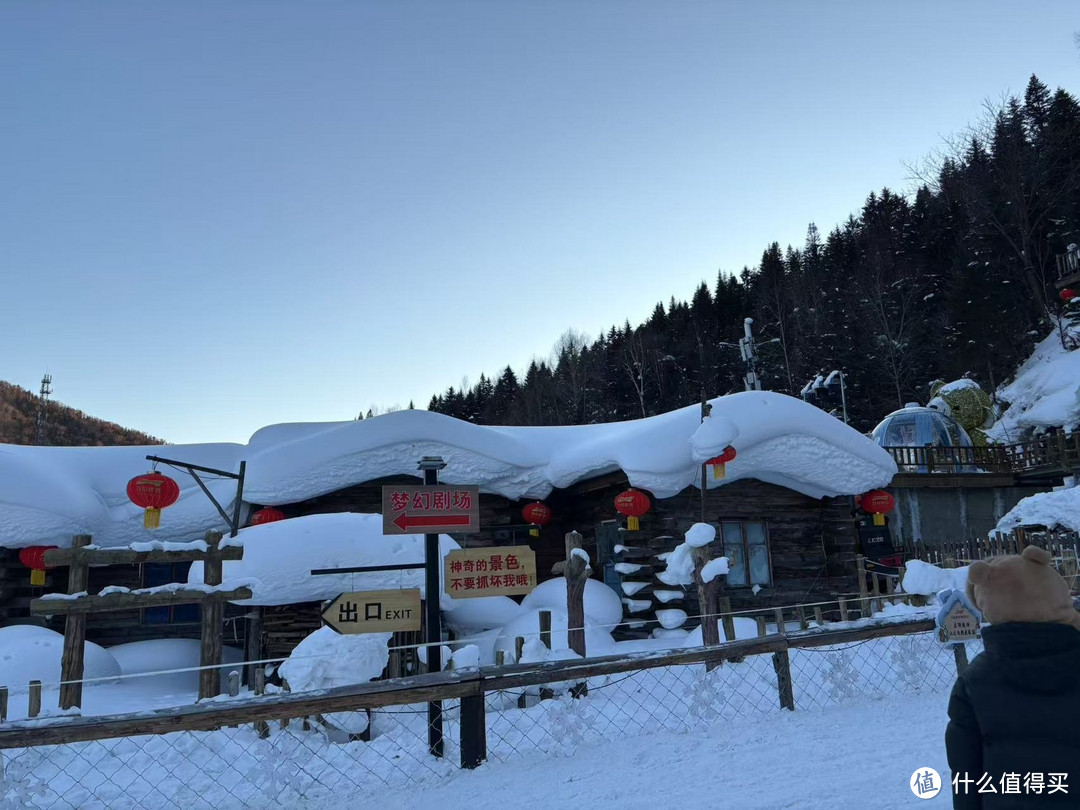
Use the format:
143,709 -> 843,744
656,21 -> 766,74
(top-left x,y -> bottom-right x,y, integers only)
946,545 -> 1080,809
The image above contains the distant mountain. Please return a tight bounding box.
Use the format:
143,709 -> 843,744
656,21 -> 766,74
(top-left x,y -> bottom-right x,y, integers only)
0,381 -> 163,446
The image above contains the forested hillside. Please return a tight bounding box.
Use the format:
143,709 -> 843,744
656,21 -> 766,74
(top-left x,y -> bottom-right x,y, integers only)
0,381 -> 162,446
428,76 -> 1080,433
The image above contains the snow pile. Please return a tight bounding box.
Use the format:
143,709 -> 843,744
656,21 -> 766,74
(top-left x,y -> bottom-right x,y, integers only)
109,639 -> 244,693
997,485 -> 1080,534
656,609 -> 688,629
985,325 -> 1080,442
520,577 -> 623,630
685,523 -> 716,547
493,608 -> 617,663
450,645 -> 480,670
278,627 -> 391,693
701,557 -> 730,583
0,625 -> 120,691
900,560 -> 969,596
0,392 -> 896,549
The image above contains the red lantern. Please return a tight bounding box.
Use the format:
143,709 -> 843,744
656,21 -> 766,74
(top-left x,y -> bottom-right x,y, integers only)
126,472 -> 181,530
861,489 -> 895,526
706,446 -> 738,480
521,502 -> 552,537
19,545 -> 58,586
250,507 -> 287,526
1061,288 -> 1077,303
614,488 -> 651,532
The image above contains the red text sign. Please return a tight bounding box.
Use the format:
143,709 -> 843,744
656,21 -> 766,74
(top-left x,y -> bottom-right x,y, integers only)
444,546 -> 537,598
382,485 -> 480,535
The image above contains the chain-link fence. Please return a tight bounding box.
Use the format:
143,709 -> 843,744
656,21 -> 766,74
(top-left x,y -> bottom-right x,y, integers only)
0,619 -> 969,808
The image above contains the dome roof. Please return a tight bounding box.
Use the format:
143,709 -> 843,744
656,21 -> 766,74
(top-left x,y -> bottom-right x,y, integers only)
871,403 -> 974,448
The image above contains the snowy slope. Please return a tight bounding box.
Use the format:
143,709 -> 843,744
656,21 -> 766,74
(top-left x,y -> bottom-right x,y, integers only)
0,392 -> 895,548
985,325 -> 1080,442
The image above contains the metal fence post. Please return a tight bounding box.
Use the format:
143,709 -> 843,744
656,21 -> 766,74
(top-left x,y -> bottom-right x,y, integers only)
460,689 -> 487,769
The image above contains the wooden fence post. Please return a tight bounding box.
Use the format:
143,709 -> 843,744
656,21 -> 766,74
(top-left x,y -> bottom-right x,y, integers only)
813,606 -> 825,627
199,531 -> 225,701
564,531 -> 589,698
244,606 -> 263,689
772,649 -> 795,711
28,681 -> 41,719
856,555 -> 870,617
538,611 -> 554,701
756,616 -> 767,637
773,608 -> 785,635
460,691 -> 487,769
719,596 -> 735,646
0,686 -> 7,723
515,636 -> 527,709
796,606 -> 808,631
59,534 -> 92,711
692,542 -> 721,652
253,665 -> 270,739
838,597 -> 849,622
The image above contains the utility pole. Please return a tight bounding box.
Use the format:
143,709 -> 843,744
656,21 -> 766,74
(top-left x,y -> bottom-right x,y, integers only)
418,456 -> 447,758
739,319 -> 762,392
36,373 -> 52,446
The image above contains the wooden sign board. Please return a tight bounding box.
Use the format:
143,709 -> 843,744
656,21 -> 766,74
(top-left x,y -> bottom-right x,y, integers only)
382,485 -> 480,535
445,546 -> 536,599
321,589 -> 422,634
938,601 -> 980,644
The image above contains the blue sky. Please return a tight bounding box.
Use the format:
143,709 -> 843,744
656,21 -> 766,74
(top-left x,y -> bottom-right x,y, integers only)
2,1 -> 1078,444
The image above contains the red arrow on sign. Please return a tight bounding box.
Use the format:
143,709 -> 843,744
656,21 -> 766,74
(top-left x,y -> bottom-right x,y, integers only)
392,513 -> 472,532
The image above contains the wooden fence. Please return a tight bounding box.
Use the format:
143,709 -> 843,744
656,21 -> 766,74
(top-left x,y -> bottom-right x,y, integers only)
0,616 -> 938,771
883,430 -> 1080,477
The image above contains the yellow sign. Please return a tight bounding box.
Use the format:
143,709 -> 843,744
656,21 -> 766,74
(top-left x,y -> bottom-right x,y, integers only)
444,546 -> 537,599
321,589 -> 422,634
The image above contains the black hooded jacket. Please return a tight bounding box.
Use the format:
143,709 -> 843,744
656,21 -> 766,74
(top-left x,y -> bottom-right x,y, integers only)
946,622 -> 1080,809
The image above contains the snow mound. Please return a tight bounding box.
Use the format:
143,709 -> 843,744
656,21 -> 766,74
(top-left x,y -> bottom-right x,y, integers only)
278,627 -> 390,693
900,560 -> 969,596
986,326 -> 1080,442
0,626 -> 120,691
685,523 -> 716,548
701,557 -> 730,583
682,617 -> 759,646
493,608 -> 617,662
997,486 -> 1080,534
109,639 -> 244,693
520,578 -> 623,628
0,392 -> 896,549
656,609 -> 688,629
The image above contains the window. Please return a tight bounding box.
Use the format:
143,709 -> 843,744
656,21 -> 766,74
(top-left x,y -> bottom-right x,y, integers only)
721,520 -> 771,587
142,562 -> 201,624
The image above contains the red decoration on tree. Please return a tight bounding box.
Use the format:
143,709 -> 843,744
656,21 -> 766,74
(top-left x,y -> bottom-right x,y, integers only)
614,488 -> 651,532
250,507 -> 287,526
1061,288 -> 1077,303
521,502 -> 552,537
706,445 -> 738,480
861,489 -> 895,526
126,472 -> 181,530
19,546 -> 58,586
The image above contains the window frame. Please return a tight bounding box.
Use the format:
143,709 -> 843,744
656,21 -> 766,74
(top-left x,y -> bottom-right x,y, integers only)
141,562 -> 202,625
718,519 -> 773,588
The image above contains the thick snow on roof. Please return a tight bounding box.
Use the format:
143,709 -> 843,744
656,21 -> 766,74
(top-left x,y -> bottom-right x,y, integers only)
985,325 -> 1080,442
997,486 -> 1080,534
0,392 -> 895,548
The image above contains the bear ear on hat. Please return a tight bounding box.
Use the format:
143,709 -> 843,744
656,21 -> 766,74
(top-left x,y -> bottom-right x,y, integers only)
1021,546 -> 1052,565
968,560 -> 992,584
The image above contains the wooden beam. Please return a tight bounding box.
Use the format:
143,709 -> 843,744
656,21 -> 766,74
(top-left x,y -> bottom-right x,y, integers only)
200,532 -> 225,701
59,534 -> 92,710
44,546 -> 243,567
890,473 -> 1016,489
30,588 -> 252,616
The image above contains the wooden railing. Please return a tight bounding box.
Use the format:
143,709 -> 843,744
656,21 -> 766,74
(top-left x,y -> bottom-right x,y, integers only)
884,431 -> 1080,477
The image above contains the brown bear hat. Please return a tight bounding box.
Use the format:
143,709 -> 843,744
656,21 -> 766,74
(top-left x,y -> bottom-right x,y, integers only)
966,545 -> 1080,630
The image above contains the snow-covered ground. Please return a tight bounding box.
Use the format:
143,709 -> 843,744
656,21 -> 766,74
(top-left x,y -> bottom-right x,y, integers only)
369,691 -> 953,810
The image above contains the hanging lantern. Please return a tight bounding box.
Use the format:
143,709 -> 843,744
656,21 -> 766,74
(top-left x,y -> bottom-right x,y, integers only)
614,488 -> 651,532
861,489 -> 895,527
521,502 -> 552,537
1061,288 -> 1077,303
250,506 -> 287,526
19,546 -> 58,586
126,472 -> 181,529
706,445 -> 738,479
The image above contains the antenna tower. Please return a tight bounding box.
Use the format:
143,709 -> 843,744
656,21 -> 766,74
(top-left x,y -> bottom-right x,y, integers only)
36,373 -> 52,445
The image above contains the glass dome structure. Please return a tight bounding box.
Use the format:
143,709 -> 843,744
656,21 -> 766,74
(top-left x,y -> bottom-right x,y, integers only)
871,403 -> 975,449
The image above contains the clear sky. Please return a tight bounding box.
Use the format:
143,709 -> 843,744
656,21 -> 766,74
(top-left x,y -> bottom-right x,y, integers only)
2,1 -> 1078,445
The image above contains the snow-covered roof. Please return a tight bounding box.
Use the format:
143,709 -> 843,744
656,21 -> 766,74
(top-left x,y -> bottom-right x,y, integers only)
0,391 -> 896,549
997,486 -> 1080,535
